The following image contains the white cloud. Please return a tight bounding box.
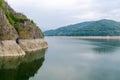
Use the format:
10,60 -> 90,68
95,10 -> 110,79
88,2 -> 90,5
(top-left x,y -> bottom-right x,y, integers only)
6,0 -> 92,10
73,12 -> 102,21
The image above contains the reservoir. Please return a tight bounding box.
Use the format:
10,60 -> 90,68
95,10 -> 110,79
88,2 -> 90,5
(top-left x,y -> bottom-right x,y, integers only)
0,37 -> 120,80
37,37 -> 120,80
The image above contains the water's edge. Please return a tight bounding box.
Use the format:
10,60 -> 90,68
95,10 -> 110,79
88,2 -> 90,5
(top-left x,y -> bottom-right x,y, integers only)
46,36 -> 120,39
0,39 -> 48,56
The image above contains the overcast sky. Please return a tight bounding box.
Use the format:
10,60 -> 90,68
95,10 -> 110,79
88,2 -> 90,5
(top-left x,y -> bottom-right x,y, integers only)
5,0 -> 120,31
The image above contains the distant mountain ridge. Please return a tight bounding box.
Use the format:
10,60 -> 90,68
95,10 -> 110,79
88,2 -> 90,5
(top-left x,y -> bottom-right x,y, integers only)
44,19 -> 120,36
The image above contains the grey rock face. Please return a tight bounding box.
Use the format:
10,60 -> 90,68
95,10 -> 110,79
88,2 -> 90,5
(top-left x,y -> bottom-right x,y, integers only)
0,7 -> 18,40
4,1 -> 44,39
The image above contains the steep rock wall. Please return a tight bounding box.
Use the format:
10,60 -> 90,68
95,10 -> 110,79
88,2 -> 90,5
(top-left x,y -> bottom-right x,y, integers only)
4,1 -> 44,39
0,7 -> 18,40
0,1 -> 48,56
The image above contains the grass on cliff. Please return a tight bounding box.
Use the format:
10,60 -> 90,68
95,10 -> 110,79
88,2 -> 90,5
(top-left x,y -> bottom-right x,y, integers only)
0,0 -> 14,25
0,0 -> 44,38
0,0 -> 29,30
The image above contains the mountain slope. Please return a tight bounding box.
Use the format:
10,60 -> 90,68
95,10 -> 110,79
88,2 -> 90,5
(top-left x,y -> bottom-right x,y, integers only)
44,19 -> 120,36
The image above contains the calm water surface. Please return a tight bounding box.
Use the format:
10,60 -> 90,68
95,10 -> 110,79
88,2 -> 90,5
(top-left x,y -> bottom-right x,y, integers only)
1,37 -> 120,80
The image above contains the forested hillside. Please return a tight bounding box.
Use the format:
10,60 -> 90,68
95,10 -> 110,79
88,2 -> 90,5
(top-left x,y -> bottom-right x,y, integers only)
44,19 -> 120,36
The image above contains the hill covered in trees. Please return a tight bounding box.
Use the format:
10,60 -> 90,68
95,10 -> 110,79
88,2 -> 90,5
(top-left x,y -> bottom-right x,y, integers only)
44,19 -> 120,36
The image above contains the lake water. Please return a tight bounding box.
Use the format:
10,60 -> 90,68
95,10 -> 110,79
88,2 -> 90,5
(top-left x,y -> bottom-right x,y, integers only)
0,37 -> 120,80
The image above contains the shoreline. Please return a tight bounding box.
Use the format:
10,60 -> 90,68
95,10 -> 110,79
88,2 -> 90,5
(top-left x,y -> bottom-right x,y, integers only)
0,39 -> 48,57
19,39 -> 48,52
46,36 -> 120,39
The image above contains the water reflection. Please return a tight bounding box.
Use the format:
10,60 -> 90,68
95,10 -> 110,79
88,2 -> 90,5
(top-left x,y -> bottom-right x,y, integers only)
83,39 -> 120,53
0,49 -> 46,80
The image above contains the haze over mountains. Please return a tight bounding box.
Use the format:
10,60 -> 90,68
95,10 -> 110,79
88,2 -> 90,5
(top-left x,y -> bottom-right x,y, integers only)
44,19 -> 120,36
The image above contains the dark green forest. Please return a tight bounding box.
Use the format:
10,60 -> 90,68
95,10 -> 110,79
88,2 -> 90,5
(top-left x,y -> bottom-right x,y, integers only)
44,19 -> 120,36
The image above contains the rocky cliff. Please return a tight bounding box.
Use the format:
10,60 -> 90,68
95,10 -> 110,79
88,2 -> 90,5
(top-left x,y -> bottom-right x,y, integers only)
0,7 -> 18,40
0,0 -> 47,56
3,1 -> 44,39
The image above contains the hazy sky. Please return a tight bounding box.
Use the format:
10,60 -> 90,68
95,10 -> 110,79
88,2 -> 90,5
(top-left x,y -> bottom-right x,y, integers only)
5,0 -> 120,31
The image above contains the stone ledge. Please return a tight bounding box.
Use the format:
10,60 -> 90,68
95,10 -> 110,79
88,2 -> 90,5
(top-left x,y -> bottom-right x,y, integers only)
0,39 -> 48,56
19,39 -> 48,52
0,40 -> 25,56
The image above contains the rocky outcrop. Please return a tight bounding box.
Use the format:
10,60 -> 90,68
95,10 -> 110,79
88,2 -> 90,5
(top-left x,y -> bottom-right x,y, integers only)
4,1 -> 44,39
0,40 -> 25,56
0,7 -> 18,40
17,21 -> 44,39
19,39 -> 48,51
0,0 -> 48,56
0,39 -> 47,57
